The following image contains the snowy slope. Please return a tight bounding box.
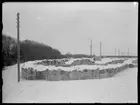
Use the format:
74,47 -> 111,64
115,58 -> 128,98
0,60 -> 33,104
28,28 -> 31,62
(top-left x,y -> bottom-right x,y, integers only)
2,64 -> 137,103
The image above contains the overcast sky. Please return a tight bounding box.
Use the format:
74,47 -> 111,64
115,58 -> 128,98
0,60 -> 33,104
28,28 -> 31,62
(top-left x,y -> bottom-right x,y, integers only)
2,2 -> 138,56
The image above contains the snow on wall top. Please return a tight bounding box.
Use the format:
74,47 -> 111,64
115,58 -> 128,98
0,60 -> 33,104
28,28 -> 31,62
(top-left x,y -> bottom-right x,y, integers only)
95,58 -> 127,64
64,57 -> 94,65
22,58 -> 137,72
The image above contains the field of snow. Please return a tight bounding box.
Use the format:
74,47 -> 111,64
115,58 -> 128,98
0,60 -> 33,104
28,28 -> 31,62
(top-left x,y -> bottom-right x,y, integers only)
2,63 -> 138,103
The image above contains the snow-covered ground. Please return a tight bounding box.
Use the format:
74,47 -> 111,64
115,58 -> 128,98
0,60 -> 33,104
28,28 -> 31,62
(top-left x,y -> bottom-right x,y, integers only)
2,63 -> 137,103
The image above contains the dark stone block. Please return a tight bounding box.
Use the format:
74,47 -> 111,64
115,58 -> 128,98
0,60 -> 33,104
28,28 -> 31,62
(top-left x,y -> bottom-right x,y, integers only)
128,64 -> 135,68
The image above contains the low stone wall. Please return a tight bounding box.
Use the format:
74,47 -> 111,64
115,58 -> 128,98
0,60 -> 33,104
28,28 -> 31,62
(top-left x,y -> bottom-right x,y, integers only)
107,59 -> 125,64
35,58 -> 94,66
21,63 -> 136,81
132,59 -> 138,64
35,59 -> 68,66
71,59 -> 94,66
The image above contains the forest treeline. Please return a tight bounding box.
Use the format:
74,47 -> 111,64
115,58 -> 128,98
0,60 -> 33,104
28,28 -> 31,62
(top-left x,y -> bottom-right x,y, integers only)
2,34 -> 63,67
2,34 -> 92,67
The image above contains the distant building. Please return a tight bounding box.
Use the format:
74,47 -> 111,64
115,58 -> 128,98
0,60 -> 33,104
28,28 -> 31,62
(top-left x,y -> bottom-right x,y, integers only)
93,56 -> 101,61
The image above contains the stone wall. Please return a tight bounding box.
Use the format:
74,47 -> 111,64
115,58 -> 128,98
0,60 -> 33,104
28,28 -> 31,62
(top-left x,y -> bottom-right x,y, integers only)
21,63 -> 136,81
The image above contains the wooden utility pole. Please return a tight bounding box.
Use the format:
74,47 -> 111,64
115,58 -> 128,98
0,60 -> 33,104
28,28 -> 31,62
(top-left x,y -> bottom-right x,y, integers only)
115,48 -> 116,56
90,39 -> 92,57
16,13 -> 20,82
100,42 -> 102,57
121,52 -> 123,56
118,48 -> 120,56
127,48 -> 129,56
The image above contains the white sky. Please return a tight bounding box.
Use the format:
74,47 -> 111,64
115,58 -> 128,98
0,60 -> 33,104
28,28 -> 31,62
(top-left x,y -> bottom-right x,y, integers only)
2,2 -> 138,56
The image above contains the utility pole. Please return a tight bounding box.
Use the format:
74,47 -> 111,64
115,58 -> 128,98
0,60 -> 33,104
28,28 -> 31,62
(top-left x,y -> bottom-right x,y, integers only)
100,42 -> 102,57
118,48 -> 120,56
115,48 -> 116,56
127,48 -> 129,56
16,13 -> 20,82
121,52 -> 124,56
90,39 -> 92,57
